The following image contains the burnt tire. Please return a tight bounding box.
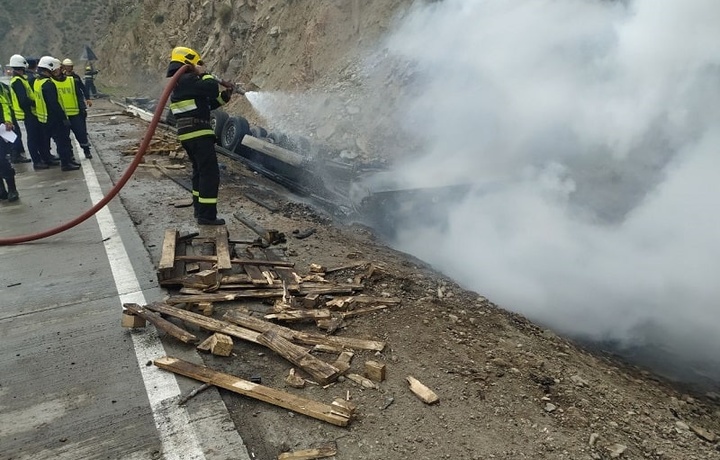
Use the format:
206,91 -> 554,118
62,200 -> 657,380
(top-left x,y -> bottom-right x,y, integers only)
220,116 -> 251,152
210,110 -> 229,139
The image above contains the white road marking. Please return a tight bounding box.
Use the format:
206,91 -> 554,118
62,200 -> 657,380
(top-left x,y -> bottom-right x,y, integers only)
77,143 -> 206,460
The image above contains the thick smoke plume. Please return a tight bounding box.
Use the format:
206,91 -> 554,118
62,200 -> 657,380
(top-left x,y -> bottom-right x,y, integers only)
250,0 -> 720,385
382,0 -> 720,384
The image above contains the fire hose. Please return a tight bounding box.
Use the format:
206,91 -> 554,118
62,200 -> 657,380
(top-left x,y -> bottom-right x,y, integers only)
0,64 -> 191,245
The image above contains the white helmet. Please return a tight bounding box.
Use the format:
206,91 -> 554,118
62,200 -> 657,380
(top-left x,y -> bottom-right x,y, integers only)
8,54 -> 28,68
62,58 -> 73,66
38,56 -> 60,71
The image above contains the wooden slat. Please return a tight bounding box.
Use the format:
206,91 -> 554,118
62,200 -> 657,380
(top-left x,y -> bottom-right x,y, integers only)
244,264 -> 269,285
257,330 -> 341,385
264,248 -> 300,291
214,227 -> 232,270
406,376 -> 439,404
265,309 -> 332,321
154,357 -> 349,427
159,229 -> 178,269
145,302 -> 261,344
278,445 -> 337,460
223,310 -> 386,351
123,303 -> 198,344
174,255 -> 294,267
146,303 -> 345,380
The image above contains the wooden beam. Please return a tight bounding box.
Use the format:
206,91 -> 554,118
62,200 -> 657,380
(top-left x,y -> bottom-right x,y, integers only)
174,255 -> 294,267
147,303 -> 345,380
145,302 -> 261,344
123,303 -> 198,344
154,357 -> 350,426
265,309 -> 332,321
257,330 -> 341,385
159,229 -> 178,269
214,227 -> 232,270
223,310 -> 386,351
278,445 -> 337,460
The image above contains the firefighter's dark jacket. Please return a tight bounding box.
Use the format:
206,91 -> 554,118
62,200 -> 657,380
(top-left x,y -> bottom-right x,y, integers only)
170,72 -> 231,141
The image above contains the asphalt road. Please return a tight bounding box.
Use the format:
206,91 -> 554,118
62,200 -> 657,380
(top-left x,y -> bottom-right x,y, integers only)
0,121 -> 250,460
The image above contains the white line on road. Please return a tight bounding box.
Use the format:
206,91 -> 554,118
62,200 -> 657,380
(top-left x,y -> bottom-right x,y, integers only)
79,147 -> 206,460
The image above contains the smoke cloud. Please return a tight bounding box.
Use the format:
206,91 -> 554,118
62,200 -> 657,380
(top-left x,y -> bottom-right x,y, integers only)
249,0 -> 720,385
381,0 -> 720,384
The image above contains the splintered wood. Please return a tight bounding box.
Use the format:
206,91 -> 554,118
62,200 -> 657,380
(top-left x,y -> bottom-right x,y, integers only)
141,224 -> 411,431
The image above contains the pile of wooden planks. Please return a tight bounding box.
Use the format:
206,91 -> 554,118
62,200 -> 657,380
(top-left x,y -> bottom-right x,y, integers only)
122,225 -> 438,441
121,131 -> 183,158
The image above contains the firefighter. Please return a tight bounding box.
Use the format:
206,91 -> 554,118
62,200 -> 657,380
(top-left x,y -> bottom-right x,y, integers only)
34,56 -> 79,171
166,46 -> 234,225
0,80 -> 19,201
57,59 -> 93,159
84,64 -> 98,98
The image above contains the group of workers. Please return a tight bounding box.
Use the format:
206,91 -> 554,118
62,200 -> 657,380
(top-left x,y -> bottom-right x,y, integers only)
0,54 -> 96,202
1,45 -> 231,228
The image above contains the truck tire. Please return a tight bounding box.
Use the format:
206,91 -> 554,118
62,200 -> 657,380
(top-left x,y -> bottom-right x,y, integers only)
220,116 -> 251,152
210,110 -> 229,139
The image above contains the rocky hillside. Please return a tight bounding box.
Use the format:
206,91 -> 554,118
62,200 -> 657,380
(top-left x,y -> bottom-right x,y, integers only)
92,1 -> 411,94
0,0 -> 135,65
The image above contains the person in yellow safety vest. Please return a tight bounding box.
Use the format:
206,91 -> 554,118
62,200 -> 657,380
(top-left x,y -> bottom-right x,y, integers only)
8,54 -> 57,170
0,59 -> 30,165
33,56 -> 80,171
56,59 -> 92,159
166,46 -> 234,225
0,78 -> 20,201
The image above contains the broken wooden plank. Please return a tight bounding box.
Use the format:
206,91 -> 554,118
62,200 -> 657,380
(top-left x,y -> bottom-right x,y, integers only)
364,360 -> 386,382
197,333 -> 234,356
145,302 -> 262,344
121,312 -> 146,328
264,309 -> 333,321
175,255 -> 294,267
406,376 -> 439,404
277,445 -> 337,460
214,227 -> 232,270
331,351 -> 354,374
223,310 -> 386,351
154,357 -> 350,426
147,303 -> 343,381
244,264 -> 269,285
346,373 -> 379,390
123,303 -> 198,344
285,368 -> 306,389
257,330 -> 341,385
159,229 -> 178,270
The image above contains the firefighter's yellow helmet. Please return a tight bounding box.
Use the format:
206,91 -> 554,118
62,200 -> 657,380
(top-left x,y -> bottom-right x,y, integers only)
170,46 -> 202,66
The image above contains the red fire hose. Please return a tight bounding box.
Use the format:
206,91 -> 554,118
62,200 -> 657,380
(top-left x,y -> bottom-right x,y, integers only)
0,65 -> 190,245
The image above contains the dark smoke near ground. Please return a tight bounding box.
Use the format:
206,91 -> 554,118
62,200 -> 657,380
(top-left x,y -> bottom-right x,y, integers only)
251,0 -> 720,386
380,0 -> 720,386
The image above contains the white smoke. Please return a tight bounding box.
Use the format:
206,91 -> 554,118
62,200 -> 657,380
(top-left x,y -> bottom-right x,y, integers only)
382,0 -> 720,382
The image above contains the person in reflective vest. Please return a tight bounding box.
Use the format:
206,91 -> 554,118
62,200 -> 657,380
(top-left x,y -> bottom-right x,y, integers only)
84,64 -> 98,98
166,46 -> 234,225
0,82 -> 20,201
34,56 -> 80,171
56,60 -> 92,159
8,54 -> 54,169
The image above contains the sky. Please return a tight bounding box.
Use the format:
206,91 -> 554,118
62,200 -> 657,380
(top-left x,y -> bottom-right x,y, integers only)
250,0 -> 720,384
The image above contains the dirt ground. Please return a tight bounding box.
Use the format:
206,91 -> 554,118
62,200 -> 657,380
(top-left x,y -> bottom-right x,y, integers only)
85,99 -> 720,460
